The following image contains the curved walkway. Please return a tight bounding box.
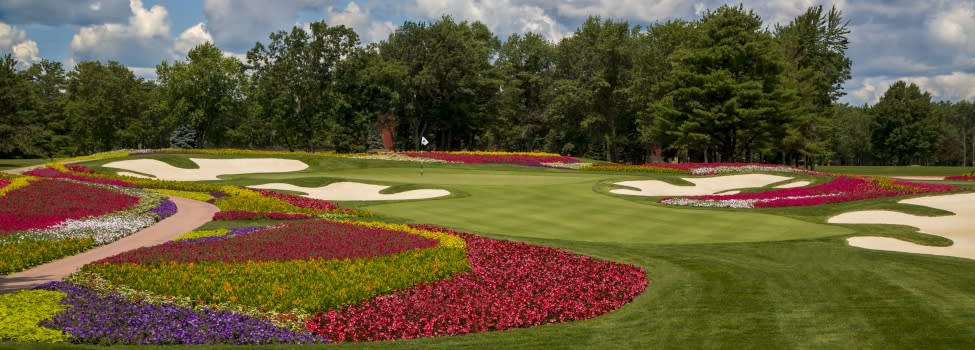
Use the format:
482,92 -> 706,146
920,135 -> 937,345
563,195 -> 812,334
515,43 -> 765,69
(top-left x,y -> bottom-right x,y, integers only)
0,197 -> 218,293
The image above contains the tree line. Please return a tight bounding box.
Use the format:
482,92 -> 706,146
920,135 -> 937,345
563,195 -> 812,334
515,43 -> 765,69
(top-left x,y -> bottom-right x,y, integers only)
1,4 -> 973,166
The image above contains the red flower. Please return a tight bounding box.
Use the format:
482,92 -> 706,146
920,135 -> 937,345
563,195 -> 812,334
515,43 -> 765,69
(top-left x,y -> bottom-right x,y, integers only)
0,179 -> 140,234
95,220 -> 439,264
306,225 -> 647,342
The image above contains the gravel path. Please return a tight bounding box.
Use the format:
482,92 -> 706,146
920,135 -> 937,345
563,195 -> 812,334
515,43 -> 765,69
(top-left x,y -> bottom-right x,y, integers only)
0,197 -> 218,293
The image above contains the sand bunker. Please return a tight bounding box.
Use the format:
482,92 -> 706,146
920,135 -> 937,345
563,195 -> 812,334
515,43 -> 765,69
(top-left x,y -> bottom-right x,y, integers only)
102,158 -> 308,181
248,182 -> 450,201
828,192 -> 975,260
611,174 -> 793,196
891,176 -> 946,181
774,180 -> 811,189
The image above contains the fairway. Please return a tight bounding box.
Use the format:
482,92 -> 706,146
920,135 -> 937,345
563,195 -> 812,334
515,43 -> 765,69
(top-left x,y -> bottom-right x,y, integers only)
360,170 -> 851,244
89,155 -> 853,244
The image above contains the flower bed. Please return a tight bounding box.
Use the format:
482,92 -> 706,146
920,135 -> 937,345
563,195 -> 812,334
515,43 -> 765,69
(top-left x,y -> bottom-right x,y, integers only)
83,221 -> 470,312
307,225 -> 647,342
401,151 -> 579,166
175,227 -> 264,243
24,167 -> 136,187
100,220 -> 440,264
20,221 -> 647,344
661,176 -> 956,208
582,163 -> 686,174
0,179 -> 141,234
0,184 -> 170,274
150,199 -> 177,219
255,189 -> 338,211
0,289 -> 70,343
35,282 -> 325,345
213,210 -> 316,221
0,176 -> 33,197
584,162 -> 811,175
945,175 -> 975,181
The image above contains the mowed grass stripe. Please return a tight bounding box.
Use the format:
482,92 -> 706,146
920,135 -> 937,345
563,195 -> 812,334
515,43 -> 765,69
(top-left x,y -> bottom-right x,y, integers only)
366,180 -> 851,244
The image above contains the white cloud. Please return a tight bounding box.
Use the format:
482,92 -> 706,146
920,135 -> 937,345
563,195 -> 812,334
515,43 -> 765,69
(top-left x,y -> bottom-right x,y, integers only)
70,0 -> 172,66
413,0 -> 569,41
129,66 -> 157,80
926,2 -> 975,48
845,72 -> 975,105
12,40 -> 39,65
174,23 -> 214,57
326,2 -> 396,43
0,22 -> 40,66
203,0 -> 330,51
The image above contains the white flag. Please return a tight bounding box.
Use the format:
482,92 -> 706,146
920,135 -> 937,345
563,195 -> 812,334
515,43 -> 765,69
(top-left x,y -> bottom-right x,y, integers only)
421,136 -> 429,146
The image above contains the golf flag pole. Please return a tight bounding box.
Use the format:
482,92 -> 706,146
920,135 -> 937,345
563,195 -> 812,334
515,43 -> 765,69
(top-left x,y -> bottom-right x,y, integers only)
420,136 -> 429,176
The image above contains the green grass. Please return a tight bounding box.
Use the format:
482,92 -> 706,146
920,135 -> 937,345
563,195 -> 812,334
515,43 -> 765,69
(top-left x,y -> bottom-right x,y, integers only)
820,165 -> 974,176
32,153 -> 973,349
0,158 -> 55,171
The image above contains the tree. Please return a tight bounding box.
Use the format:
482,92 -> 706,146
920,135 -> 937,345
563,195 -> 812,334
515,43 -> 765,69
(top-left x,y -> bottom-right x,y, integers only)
489,32 -> 555,151
248,21 -> 359,151
829,104 -> 873,165
333,44 -> 408,152
157,42 -> 246,148
551,17 -> 638,162
652,5 -> 795,162
775,5 -> 852,166
870,81 -> 940,165
380,16 -> 500,150
633,20 -> 695,161
63,61 -> 148,154
23,59 -> 68,156
0,54 -> 44,157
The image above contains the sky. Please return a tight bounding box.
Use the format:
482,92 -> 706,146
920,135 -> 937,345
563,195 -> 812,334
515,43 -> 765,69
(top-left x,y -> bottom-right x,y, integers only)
0,0 -> 972,105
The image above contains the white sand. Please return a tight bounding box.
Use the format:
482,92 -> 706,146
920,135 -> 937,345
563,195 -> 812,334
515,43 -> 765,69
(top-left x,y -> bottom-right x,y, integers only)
611,174 -> 793,196
774,180 -> 811,189
102,158 -> 308,181
828,192 -> 975,260
248,182 -> 450,201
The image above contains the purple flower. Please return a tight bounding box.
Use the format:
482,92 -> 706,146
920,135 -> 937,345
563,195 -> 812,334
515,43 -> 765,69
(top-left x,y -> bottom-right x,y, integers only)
149,200 -> 177,220
35,282 -> 325,345
176,226 -> 264,244
227,226 -> 262,236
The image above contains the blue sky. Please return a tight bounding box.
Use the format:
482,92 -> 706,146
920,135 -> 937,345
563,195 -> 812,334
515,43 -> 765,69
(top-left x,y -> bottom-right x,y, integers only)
1,0 -> 973,105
